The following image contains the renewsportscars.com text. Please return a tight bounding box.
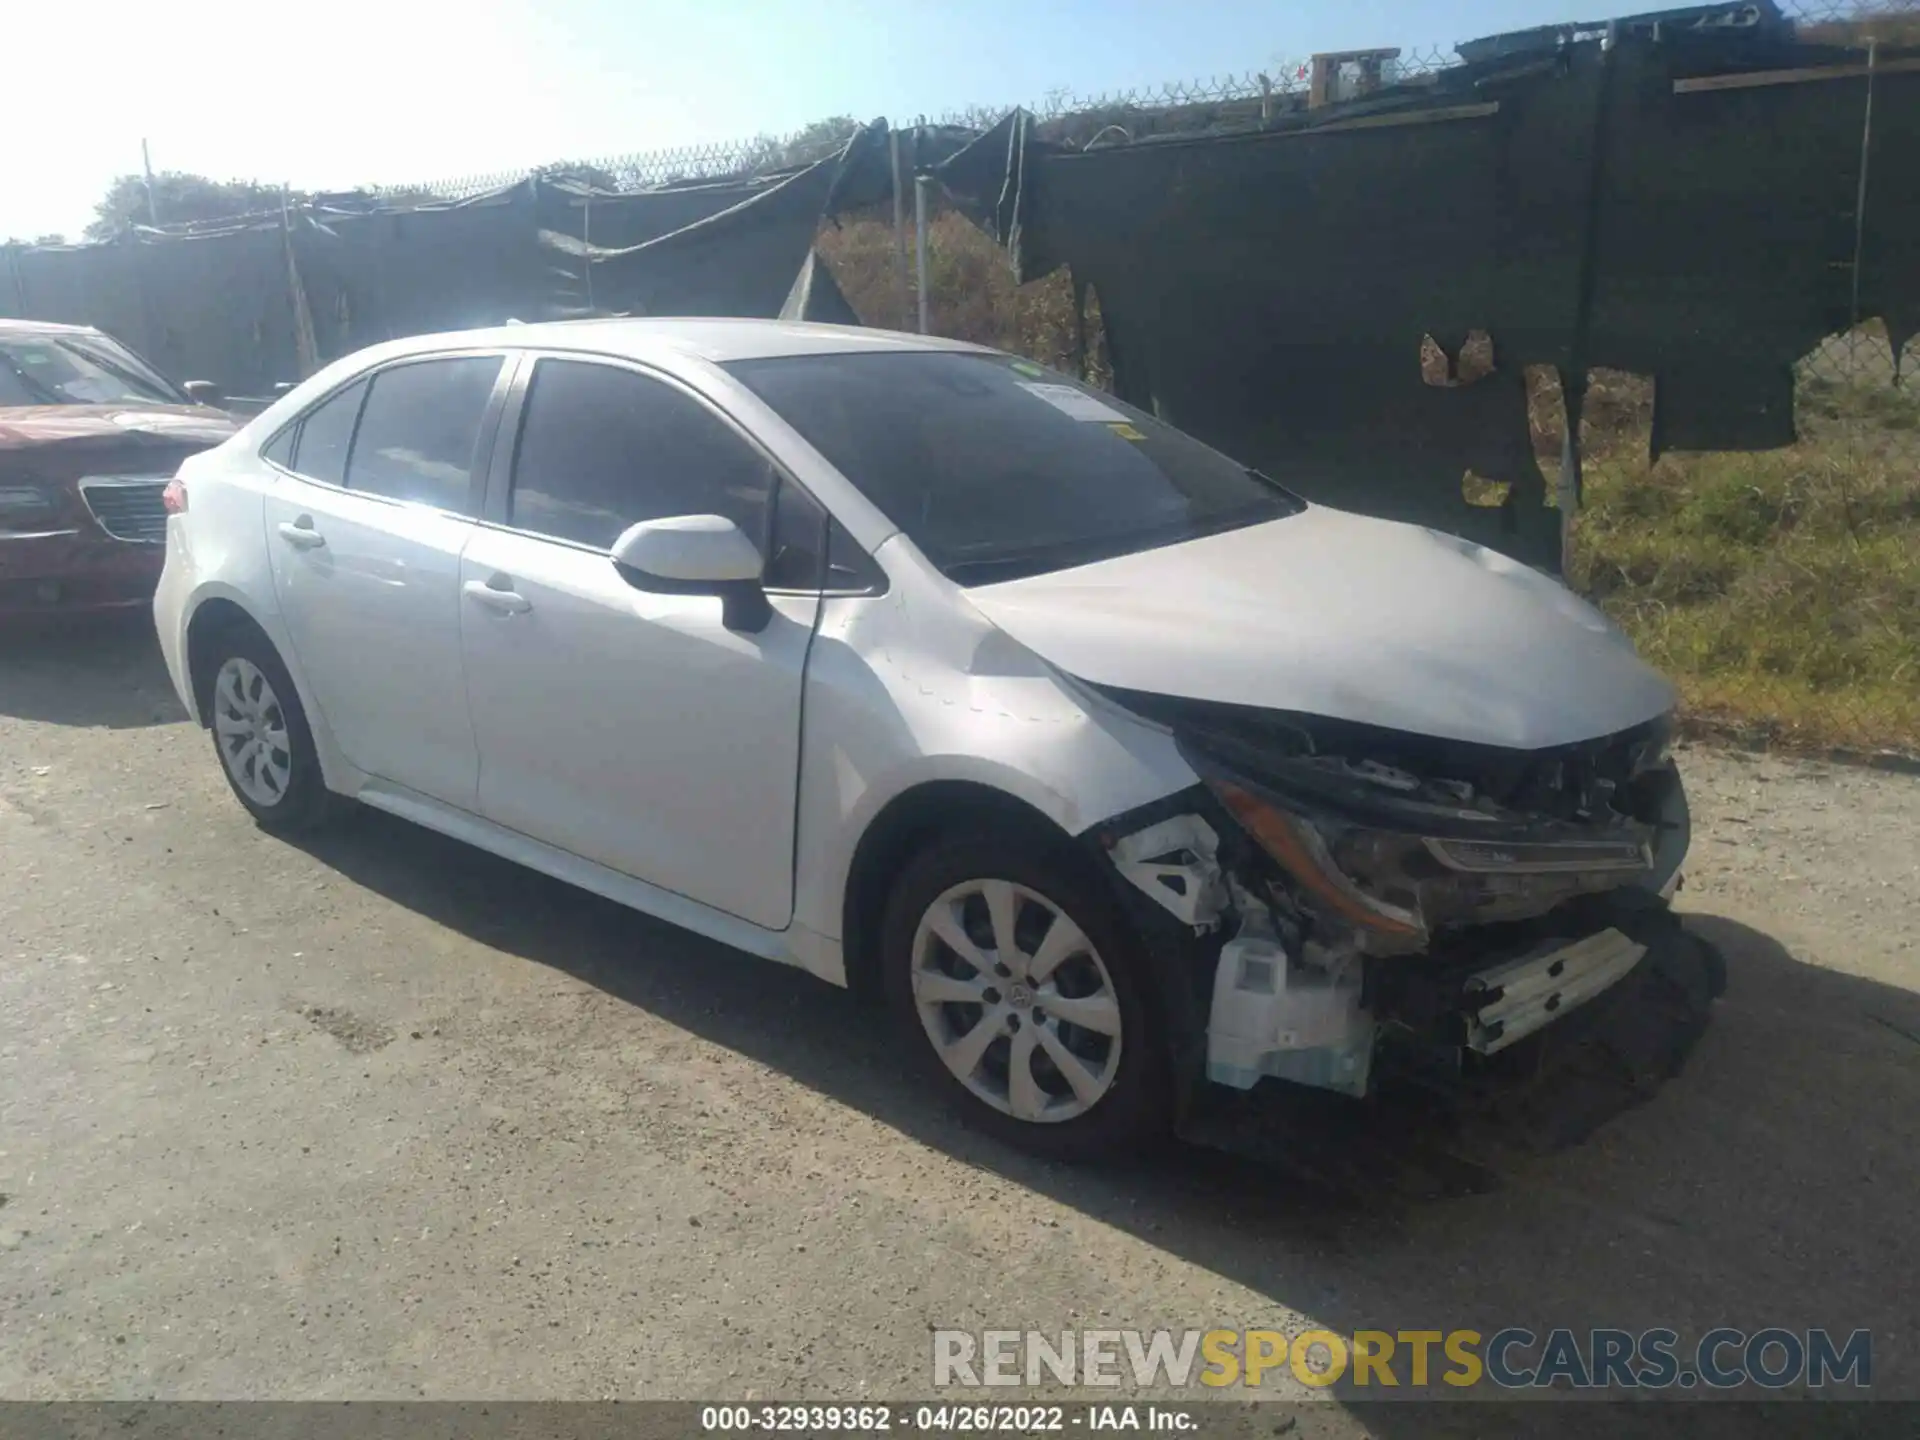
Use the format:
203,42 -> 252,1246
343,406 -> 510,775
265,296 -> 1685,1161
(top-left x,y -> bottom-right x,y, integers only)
933,1327 -> 1872,1391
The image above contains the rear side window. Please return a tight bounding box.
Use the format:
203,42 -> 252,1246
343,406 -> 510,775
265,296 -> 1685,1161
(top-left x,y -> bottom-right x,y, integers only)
509,359 -> 775,551
288,378 -> 367,487
344,357 -> 502,512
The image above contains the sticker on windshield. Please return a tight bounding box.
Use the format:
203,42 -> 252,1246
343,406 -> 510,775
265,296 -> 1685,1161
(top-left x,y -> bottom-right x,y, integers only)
1008,359 -> 1046,378
1107,421 -> 1146,441
1016,381 -> 1129,423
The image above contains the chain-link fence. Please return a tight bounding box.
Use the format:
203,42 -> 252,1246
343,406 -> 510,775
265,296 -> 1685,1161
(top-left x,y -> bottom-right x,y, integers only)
365,0 -> 1920,759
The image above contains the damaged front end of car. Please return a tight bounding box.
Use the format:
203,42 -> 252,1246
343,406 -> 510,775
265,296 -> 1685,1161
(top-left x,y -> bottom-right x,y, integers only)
1088,688 -> 1724,1116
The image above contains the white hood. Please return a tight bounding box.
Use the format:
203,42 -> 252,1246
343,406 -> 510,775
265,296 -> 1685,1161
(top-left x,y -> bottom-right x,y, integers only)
964,505 -> 1676,751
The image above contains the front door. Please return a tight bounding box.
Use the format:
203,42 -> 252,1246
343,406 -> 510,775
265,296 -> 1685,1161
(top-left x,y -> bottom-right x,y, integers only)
458,356 -> 819,930
262,354 -> 507,807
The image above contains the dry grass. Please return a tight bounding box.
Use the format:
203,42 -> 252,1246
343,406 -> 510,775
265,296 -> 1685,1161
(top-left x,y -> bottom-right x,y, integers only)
821,208 -> 1092,370
817,213 -> 1920,756
1565,355 -> 1920,755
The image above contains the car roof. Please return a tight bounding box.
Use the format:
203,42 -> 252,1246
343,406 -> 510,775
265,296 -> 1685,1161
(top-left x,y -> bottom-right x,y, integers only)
354,317 -> 998,368
0,317 -> 105,339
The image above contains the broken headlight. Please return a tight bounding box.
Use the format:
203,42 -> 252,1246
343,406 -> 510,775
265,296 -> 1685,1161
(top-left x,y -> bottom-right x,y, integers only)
1202,768 -> 1654,956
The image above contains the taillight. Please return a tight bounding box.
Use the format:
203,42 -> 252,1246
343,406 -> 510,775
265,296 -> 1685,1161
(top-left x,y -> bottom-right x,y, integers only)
162,478 -> 188,514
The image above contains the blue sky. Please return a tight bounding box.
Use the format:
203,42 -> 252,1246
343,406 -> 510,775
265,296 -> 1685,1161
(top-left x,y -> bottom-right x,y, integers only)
9,0 -> 1597,242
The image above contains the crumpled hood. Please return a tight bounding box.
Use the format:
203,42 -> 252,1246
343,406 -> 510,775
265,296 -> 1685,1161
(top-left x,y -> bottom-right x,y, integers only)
0,404 -> 237,454
964,505 -> 1677,751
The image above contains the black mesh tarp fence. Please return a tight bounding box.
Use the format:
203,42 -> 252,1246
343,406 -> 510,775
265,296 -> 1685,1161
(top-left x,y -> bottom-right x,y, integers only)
3,0 -> 1914,756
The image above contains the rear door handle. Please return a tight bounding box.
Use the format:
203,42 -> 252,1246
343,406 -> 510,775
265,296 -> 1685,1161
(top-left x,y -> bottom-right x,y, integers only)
277,520 -> 326,550
462,579 -> 532,615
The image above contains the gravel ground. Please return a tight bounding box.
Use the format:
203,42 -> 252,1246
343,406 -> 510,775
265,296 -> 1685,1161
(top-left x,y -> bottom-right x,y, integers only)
2,616 -> 1917,1428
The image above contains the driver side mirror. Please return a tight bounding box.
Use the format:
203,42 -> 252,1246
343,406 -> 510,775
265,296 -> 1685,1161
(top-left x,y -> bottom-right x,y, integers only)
610,514 -> 771,633
182,379 -> 225,408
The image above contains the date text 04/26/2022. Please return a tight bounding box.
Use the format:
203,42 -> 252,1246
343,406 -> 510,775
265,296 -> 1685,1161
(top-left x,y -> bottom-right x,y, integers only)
700,1404 -> 1196,1432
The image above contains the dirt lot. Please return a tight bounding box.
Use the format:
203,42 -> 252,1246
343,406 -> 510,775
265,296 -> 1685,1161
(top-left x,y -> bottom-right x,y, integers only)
2,616 -> 1917,1427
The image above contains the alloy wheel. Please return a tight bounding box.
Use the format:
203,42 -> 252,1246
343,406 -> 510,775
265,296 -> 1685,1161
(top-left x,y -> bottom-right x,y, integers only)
212,656 -> 293,808
909,878 -> 1124,1124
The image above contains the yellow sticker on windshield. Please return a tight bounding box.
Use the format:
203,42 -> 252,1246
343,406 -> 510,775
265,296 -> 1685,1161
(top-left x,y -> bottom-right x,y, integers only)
1009,359 -> 1046,378
1108,421 -> 1146,441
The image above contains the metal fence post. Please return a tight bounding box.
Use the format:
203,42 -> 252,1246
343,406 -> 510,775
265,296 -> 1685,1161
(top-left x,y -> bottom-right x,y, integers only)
141,139 -> 159,227
1558,19 -> 1622,576
914,172 -> 931,335
891,129 -> 910,330
281,185 -> 320,379
1850,39 -> 1878,332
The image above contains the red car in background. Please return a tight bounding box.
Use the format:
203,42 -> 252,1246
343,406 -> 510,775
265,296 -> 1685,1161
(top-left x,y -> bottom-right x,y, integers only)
1,318 -> 237,615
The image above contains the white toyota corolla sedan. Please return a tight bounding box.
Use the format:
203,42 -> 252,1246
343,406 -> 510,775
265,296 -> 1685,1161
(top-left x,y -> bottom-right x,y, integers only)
155,318 -> 1717,1158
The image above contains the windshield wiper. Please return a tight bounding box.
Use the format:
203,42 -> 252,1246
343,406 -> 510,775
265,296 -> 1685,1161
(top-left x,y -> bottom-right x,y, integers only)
941,555 -> 1056,585
1246,467 -> 1307,512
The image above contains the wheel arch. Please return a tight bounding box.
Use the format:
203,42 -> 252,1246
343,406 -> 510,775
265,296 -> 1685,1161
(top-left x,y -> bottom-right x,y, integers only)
183,593 -> 277,727
839,777 -> 1085,1000
179,589 -> 350,794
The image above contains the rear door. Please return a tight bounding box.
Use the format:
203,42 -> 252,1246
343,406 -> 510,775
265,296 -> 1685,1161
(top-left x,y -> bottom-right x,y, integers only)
458,355 -> 822,928
262,353 -> 510,808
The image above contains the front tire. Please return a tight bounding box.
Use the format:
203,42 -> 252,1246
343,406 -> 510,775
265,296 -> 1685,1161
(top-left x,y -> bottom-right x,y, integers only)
204,628 -> 336,833
881,834 -> 1170,1161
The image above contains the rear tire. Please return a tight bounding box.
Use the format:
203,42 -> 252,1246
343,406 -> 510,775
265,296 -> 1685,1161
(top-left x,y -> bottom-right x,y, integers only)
881,833 -> 1171,1161
203,626 -> 337,833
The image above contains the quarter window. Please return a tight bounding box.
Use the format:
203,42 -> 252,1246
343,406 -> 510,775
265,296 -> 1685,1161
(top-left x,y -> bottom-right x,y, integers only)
260,423 -> 297,471
287,378 -> 367,487
763,477 -> 826,591
509,359 -> 775,552
343,357 -> 502,511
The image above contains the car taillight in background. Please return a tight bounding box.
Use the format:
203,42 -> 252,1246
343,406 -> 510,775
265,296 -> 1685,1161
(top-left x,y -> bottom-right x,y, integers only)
162,478 -> 188,514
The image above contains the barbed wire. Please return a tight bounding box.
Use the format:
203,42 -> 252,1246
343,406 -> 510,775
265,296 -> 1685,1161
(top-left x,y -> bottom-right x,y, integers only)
371,0 -> 1901,202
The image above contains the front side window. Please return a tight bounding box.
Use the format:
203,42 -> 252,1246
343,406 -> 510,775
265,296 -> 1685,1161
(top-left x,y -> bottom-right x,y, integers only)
509,359 -> 775,552
725,351 -> 1303,585
344,356 -> 502,511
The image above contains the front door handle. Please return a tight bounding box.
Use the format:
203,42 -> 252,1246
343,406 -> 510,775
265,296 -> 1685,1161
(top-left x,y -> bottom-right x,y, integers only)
462,579 -> 532,615
277,520 -> 326,550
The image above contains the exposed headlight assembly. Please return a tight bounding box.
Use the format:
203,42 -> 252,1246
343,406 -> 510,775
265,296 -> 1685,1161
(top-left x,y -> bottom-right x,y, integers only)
1203,768 -> 1654,955
1209,778 -> 1428,943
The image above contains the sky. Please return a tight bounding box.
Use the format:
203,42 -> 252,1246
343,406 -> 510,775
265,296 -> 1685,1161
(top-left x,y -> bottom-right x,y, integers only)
7,0 -> 1604,242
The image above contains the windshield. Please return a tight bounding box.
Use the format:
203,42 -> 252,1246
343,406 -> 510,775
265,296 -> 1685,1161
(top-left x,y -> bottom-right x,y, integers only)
725,351 -> 1303,584
0,334 -> 182,408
